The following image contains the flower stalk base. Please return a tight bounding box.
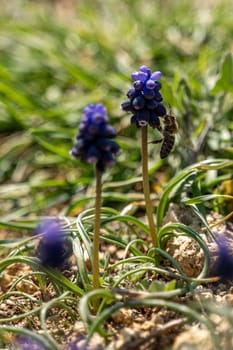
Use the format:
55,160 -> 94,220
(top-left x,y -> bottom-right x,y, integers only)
141,126 -> 157,245
92,166 -> 102,311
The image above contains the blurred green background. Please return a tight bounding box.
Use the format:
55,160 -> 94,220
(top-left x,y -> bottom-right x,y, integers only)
0,0 -> 232,220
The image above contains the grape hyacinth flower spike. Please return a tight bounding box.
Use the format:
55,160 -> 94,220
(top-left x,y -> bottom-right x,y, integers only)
36,218 -> 71,268
70,103 -> 121,172
16,336 -> 47,350
70,103 -> 121,296
121,66 -> 167,244
121,65 -> 166,129
214,237 -> 233,281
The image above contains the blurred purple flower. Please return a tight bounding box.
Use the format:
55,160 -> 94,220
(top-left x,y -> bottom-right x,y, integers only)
68,334 -> 103,350
35,218 -> 71,268
17,336 -> 47,350
70,103 -> 121,172
214,237 -> 233,281
121,65 -> 166,129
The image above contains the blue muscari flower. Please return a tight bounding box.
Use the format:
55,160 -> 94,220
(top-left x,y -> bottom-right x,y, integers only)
214,237 -> 233,281
17,336 -> 47,350
121,65 -> 166,129
35,219 -> 71,268
68,334 -> 103,350
70,103 -> 121,172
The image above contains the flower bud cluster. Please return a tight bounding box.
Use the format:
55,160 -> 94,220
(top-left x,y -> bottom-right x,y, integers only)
70,103 -> 121,172
121,65 -> 167,129
36,219 -> 71,268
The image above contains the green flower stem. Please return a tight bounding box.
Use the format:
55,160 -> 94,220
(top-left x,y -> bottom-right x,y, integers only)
93,167 -> 102,294
141,126 -> 156,244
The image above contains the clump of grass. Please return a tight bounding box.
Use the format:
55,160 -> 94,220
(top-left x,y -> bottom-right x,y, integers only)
1,158 -> 232,349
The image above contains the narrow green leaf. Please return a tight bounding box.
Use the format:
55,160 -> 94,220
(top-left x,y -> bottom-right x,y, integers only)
211,53 -> 233,94
72,237 -> 91,290
183,194 -> 233,205
34,136 -> 71,159
0,82 -> 34,110
156,159 -> 233,232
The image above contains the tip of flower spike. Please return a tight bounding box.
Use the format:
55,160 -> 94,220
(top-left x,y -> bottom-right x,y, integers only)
36,218 -> 61,239
151,71 -> 162,80
131,71 -> 148,82
83,103 -> 106,114
140,65 -> 151,75
82,103 -> 108,124
95,103 -> 107,115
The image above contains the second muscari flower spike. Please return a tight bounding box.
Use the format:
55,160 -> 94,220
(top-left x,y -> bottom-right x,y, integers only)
16,336 -> 47,350
70,103 -> 121,303
35,218 -> 72,268
70,103 -> 121,172
121,65 -> 167,129
214,237 -> 233,281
